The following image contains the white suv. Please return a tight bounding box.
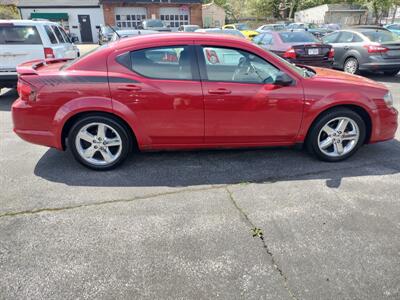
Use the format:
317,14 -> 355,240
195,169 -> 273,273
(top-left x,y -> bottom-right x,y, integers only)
0,20 -> 79,89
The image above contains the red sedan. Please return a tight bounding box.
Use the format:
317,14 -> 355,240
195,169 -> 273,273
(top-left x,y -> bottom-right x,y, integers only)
12,33 -> 398,170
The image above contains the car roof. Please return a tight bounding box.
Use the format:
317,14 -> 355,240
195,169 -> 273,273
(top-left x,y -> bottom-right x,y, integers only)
113,32 -> 251,48
0,19 -> 59,26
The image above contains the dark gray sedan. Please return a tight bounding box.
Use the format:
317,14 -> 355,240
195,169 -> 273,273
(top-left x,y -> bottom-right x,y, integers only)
322,27 -> 400,75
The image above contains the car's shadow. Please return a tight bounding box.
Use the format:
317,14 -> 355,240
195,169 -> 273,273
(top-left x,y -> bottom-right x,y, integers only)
0,88 -> 17,111
34,139 -> 400,188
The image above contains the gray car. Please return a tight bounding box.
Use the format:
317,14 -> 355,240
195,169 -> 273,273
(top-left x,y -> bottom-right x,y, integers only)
322,27 -> 400,75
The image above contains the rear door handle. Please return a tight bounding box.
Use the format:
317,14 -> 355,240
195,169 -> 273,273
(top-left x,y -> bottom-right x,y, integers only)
208,88 -> 231,95
117,84 -> 141,91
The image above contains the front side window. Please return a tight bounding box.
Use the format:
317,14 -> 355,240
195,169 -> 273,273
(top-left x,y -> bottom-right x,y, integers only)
0,25 -> 42,44
322,31 -> 340,43
201,47 -> 281,84
58,26 -> 71,43
337,32 -> 357,43
130,46 -> 193,80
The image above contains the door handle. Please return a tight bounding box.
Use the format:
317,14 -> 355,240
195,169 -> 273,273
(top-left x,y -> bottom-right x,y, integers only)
344,46 -> 350,50
208,88 -> 231,95
117,84 -> 141,91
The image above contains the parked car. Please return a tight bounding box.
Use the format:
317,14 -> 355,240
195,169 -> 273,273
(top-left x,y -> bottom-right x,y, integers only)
286,23 -> 329,38
178,25 -> 200,32
384,23 -> 400,36
110,29 -> 159,42
138,19 -> 171,32
98,25 -> 119,45
195,28 -> 246,39
223,23 -> 259,40
321,23 -> 341,32
0,19 -> 79,89
12,33 -> 397,170
322,27 -> 400,75
253,30 -> 334,68
256,23 -> 285,32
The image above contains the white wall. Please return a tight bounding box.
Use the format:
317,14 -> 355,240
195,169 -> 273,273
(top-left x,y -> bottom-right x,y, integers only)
294,4 -> 329,24
20,7 -> 104,43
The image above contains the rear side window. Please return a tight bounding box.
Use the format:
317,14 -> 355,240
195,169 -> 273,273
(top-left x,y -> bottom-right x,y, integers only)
0,25 -> 42,44
130,46 -> 193,80
279,31 -> 318,43
45,25 -> 58,44
337,32 -> 363,43
52,25 -> 65,43
361,30 -> 400,43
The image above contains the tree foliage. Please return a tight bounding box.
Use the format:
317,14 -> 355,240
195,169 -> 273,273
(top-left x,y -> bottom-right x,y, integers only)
0,5 -> 19,19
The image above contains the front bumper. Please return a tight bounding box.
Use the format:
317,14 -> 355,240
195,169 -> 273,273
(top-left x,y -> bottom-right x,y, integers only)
370,107 -> 398,143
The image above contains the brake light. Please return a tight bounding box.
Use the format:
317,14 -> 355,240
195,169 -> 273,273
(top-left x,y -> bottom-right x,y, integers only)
364,45 -> 388,53
283,47 -> 296,59
44,47 -> 55,59
205,49 -> 220,64
17,80 -> 36,102
328,48 -> 335,58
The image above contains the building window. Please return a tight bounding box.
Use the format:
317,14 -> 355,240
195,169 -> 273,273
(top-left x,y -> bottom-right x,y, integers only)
115,13 -> 146,29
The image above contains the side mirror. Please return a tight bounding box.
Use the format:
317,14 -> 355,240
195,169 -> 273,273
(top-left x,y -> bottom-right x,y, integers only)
95,25 -> 100,29
274,72 -> 293,86
71,36 -> 79,43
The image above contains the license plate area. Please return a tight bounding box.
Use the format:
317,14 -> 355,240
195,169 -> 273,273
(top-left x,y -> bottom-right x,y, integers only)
308,48 -> 319,55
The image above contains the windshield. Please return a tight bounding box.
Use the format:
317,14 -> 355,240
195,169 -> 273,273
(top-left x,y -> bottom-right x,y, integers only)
279,31 -> 319,43
236,24 -> 249,30
146,20 -> 164,27
361,30 -> 400,43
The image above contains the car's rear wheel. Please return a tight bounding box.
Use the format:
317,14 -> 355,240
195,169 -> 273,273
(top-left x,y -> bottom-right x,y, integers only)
343,57 -> 359,74
383,69 -> 400,76
306,108 -> 366,162
68,115 -> 132,170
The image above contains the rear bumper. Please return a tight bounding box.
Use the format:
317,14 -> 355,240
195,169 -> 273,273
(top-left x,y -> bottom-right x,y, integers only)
0,72 -> 18,87
370,107 -> 398,143
360,58 -> 400,71
12,98 -> 61,149
290,59 -> 334,68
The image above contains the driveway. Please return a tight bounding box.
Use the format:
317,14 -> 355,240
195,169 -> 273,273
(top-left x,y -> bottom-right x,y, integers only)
0,73 -> 399,299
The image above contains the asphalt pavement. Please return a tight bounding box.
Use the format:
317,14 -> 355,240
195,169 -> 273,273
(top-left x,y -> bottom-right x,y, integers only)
0,69 -> 399,299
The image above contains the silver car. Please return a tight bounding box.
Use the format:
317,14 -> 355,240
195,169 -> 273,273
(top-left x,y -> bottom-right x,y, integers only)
322,27 -> 400,75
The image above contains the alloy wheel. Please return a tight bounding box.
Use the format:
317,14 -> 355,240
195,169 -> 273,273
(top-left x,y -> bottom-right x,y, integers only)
75,122 -> 123,166
317,117 -> 360,157
344,58 -> 358,74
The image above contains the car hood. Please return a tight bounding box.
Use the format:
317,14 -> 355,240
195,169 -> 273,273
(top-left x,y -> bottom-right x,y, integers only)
311,67 -> 386,89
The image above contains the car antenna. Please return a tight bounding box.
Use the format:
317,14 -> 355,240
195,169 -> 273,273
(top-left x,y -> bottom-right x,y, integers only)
107,24 -> 120,38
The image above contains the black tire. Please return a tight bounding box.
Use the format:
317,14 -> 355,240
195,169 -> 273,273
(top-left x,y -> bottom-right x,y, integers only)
306,108 -> 366,162
343,57 -> 359,75
68,115 -> 132,170
383,69 -> 400,76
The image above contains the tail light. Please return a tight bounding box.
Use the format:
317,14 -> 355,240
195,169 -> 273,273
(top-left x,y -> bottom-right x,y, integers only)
44,47 -> 55,59
364,45 -> 388,53
328,48 -> 335,58
283,47 -> 296,59
17,79 -> 37,102
205,49 -> 220,64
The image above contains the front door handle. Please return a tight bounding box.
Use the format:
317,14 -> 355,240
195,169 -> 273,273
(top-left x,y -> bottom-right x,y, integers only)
208,88 -> 231,95
117,84 -> 142,91
343,46 -> 350,50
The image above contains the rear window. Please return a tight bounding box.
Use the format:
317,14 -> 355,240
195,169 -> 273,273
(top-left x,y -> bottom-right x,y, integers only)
279,31 -> 318,43
0,25 -> 42,44
52,25 -> 65,43
45,25 -> 58,44
145,20 -> 164,27
361,30 -> 400,43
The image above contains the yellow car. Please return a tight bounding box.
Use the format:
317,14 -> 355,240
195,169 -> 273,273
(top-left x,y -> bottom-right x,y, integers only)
223,23 -> 259,40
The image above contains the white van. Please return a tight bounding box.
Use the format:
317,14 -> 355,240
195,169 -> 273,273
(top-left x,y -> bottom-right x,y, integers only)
0,20 -> 79,88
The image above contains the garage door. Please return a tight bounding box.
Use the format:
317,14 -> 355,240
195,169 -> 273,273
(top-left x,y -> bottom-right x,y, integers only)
115,7 -> 147,29
159,7 -> 190,29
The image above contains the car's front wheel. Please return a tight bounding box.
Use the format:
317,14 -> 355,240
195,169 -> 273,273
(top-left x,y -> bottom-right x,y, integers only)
306,108 -> 366,162
68,115 -> 132,170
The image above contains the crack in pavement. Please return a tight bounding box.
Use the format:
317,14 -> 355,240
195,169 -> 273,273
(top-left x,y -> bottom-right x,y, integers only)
0,157 -> 399,219
225,187 -> 298,300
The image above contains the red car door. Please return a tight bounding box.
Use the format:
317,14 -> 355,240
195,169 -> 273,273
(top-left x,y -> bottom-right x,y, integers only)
108,45 -> 204,146
196,45 -> 304,144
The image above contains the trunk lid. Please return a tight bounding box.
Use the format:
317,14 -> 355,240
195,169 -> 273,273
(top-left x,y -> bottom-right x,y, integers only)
291,43 -> 332,59
381,42 -> 400,59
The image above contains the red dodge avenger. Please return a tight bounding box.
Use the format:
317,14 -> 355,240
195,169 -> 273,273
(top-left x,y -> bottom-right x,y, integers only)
12,33 -> 398,170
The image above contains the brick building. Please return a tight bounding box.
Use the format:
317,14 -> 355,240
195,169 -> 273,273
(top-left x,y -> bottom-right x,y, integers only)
101,0 -> 203,31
